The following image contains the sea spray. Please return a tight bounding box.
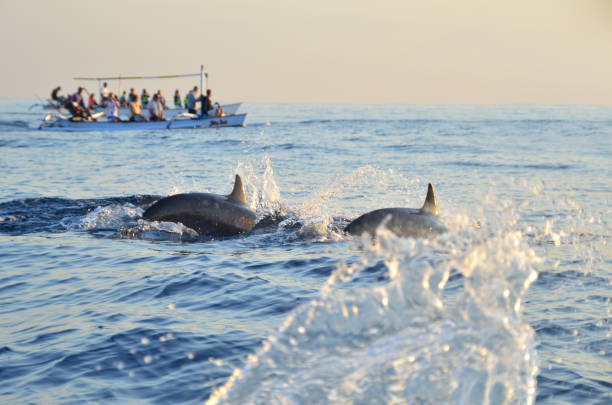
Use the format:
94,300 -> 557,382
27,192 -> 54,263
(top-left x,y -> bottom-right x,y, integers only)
206,185 -> 543,404
233,156 -> 283,218
64,203 -> 144,231
281,166 -> 425,241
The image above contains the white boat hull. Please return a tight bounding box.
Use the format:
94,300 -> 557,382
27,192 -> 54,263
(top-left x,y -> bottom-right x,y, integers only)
37,113 -> 248,132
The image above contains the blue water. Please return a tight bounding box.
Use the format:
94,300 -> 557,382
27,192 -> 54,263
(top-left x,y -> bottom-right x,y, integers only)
0,100 -> 610,404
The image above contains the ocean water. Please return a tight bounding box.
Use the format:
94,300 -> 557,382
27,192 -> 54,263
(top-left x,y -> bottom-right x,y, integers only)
0,99 -> 610,404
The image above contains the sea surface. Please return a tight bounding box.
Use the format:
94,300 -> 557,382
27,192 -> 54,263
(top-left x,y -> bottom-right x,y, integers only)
0,99 -> 610,404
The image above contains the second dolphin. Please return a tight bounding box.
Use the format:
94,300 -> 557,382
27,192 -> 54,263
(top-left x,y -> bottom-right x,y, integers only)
344,183 -> 448,239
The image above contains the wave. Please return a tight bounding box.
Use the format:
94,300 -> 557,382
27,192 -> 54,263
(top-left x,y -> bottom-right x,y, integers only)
289,118 -> 612,126
447,161 -> 576,170
0,119 -> 31,130
0,196 -> 156,236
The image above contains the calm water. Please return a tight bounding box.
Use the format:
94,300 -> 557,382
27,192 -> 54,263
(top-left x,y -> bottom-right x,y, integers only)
0,100 -> 610,404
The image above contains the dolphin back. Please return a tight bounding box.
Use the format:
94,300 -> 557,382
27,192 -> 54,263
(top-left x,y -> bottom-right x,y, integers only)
344,183 -> 447,239
227,174 -> 248,205
344,208 -> 447,239
143,192 -> 256,236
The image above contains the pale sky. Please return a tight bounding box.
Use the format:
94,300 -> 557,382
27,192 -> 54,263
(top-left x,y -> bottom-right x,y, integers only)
1,0 -> 611,104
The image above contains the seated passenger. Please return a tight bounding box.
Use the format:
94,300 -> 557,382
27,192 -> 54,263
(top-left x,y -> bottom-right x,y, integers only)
105,93 -> 120,122
51,86 -> 61,101
68,87 -> 91,119
129,94 -> 147,121
174,89 -> 182,108
88,93 -> 99,109
51,86 -> 67,106
214,105 -> 225,117
147,93 -> 165,121
129,88 -> 137,103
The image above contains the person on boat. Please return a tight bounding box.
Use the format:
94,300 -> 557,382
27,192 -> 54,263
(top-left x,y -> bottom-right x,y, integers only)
67,87 -> 91,119
51,86 -> 67,107
174,89 -> 182,108
129,88 -> 137,103
187,86 -> 199,114
147,93 -> 165,121
156,90 -> 167,109
100,82 -> 110,104
183,93 -> 189,110
199,89 -> 224,118
129,94 -> 147,121
141,89 -> 150,105
88,93 -> 99,109
105,93 -> 120,122
51,86 -> 61,101
119,91 -> 128,107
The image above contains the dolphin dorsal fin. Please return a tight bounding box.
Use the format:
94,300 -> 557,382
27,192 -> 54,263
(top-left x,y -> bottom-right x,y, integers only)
228,174 -> 248,205
421,183 -> 440,217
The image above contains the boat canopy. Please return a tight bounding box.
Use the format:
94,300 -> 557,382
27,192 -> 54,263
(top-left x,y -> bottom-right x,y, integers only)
74,65 -> 208,91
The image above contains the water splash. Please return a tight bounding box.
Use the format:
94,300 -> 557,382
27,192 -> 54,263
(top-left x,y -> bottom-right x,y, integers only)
274,166 -> 424,242
207,185 -> 543,405
63,203 -> 144,231
63,202 -> 198,239
234,156 -> 284,218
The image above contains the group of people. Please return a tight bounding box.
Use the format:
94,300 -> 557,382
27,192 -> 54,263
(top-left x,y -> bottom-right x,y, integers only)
52,84 -> 223,122
184,86 -> 224,117
124,87 -> 166,121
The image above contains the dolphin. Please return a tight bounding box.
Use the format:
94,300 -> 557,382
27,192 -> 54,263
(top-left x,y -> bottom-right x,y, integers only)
142,174 -> 256,236
344,183 -> 448,239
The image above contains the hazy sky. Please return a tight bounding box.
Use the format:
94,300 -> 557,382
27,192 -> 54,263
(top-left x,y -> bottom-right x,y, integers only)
1,0 -> 611,103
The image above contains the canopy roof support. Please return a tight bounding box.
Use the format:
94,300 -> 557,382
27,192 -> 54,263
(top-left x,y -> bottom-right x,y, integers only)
74,66 -> 208,94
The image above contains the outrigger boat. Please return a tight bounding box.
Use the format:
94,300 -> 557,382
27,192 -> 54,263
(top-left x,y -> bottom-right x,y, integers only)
33,66 -> 241,115
35,66 -> 248,131
31,100 -> 243,118
72,66 -> 241,114
37,112 -> 247,132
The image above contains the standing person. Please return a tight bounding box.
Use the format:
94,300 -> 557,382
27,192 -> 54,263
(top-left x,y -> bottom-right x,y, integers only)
147,93 -> 165,121
141,89 -> 150,105
186,86 -> 199,114
105,93 -> 120,122
199,89 -> 223,117
129,94 -> 146,121
119,91 -> 128,107
156,90 -> 166,109
100,82 -> 110,103
174,89 -> 182,108
129,88 -> 137,103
